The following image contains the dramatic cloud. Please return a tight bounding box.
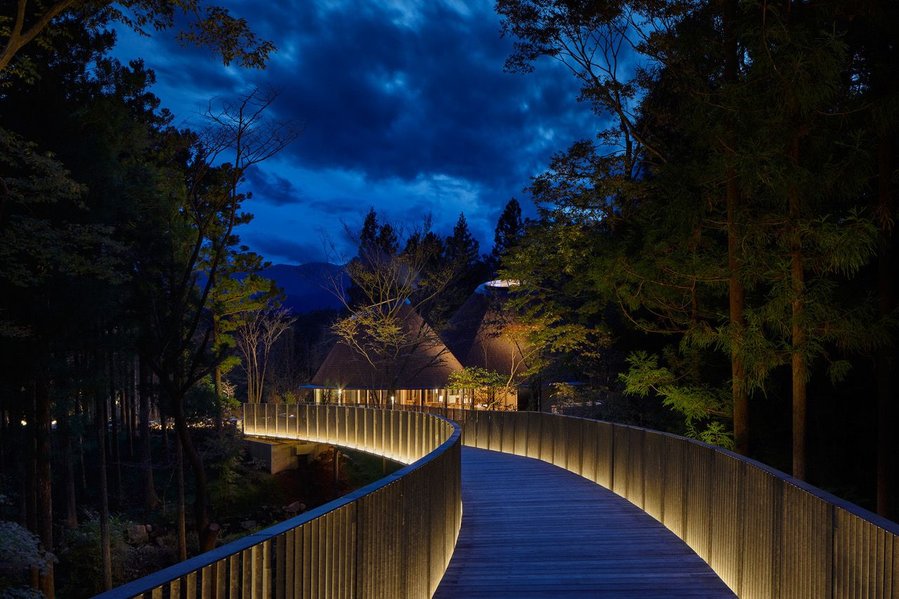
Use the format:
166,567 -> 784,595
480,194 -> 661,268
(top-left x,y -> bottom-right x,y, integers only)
113,0 -> 595,264
244,168 -> 302,207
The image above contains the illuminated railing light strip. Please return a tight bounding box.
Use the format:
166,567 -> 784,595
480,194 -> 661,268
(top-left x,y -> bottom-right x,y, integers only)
96,404 -> 461,599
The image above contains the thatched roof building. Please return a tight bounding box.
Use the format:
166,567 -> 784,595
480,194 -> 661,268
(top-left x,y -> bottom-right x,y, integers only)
308,283 -> 527,409
311,303 -> 463,391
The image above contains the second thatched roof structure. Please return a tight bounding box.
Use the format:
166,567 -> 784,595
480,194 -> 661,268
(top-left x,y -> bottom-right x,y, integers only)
441,281 -> 531,380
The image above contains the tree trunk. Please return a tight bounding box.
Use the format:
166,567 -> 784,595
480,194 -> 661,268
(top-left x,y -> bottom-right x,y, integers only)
875,134 -> 896,518
96,379 -> 113,591
212,318 -> 224,432
789,133 -> 807,481
790,264 -> 807,482
108,353 -> 123,508
78,425 -> 87,491
258,349 -> 268,406
23,387 -> 37,533
727,187 -> 749,454
722,0 -> 749,456
124,359 -> 134,459
254,349 -> 262,404
160,399 -> 170,461
139,357 -> 160,512
23,387 -> 41,594
176,439 -> 187,561
171,391 -> 219,552
34,376 -> 54,598
61,413 -> 78,529
0,392 -> 7,478
250,347 -> 261,404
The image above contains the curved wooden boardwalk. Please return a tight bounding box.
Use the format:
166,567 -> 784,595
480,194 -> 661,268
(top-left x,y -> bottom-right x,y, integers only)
434,447 -> 736,598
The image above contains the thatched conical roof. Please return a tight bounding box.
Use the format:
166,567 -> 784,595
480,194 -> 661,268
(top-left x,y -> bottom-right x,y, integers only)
442,282 -> 530,378
311,303 -> 463,389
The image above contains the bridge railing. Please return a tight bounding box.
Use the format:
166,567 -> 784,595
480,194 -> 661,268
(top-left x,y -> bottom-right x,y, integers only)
416,407 -> 897,599
96,404 -> 462,599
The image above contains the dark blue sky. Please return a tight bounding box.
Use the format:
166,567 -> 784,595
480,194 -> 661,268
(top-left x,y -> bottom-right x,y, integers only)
114,0 -> 595,265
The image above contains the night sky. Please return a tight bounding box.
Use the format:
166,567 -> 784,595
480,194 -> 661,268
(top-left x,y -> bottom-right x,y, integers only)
113,0 -> 594,265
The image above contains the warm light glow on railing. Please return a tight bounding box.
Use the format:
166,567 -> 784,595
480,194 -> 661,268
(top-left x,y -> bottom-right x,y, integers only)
421,407 -> 899,599
96,405 -> 462,599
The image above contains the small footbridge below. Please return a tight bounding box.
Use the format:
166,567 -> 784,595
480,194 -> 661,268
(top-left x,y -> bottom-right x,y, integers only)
96,405 -> 899,598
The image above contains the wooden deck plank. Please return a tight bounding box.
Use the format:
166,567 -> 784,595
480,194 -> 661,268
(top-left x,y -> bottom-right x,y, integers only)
434,447 -> 736,598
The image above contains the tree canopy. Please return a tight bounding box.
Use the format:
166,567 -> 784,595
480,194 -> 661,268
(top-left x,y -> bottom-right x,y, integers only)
500,0 -> 899,516
0,10 -> 293,594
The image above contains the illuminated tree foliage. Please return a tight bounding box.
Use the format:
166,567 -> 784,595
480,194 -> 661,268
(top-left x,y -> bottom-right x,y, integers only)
501,0 -> 899,515
447,367 -> 509,410
235,302 -> 294,404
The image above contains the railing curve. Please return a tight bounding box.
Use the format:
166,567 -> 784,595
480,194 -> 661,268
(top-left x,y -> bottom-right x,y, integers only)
95,405 -> 462,599
423,408 -> 898,599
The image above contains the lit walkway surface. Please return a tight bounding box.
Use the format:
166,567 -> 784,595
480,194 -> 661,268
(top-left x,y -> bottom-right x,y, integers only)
434,447 -> 736,598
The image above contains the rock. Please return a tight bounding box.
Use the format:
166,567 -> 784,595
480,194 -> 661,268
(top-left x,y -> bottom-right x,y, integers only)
127,524 -> 149,544
284,501 -> 301,514
241,520 -> 257,531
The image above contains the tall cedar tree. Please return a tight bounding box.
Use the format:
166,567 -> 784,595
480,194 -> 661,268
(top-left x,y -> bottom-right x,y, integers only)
502,0 -> 896,505
734,2 -> 879,480
491,198 -> 523,268
849,1 -> 899,520
0,23 -> 169,594
497,0 -> 739,442
434,213 -> 488,328
136,89 -> 294,551
0,5 -> 281,593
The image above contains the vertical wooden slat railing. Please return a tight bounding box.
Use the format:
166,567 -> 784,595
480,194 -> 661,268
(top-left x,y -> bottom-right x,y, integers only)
412,407 -> 897,598
94,405 -> 461,599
